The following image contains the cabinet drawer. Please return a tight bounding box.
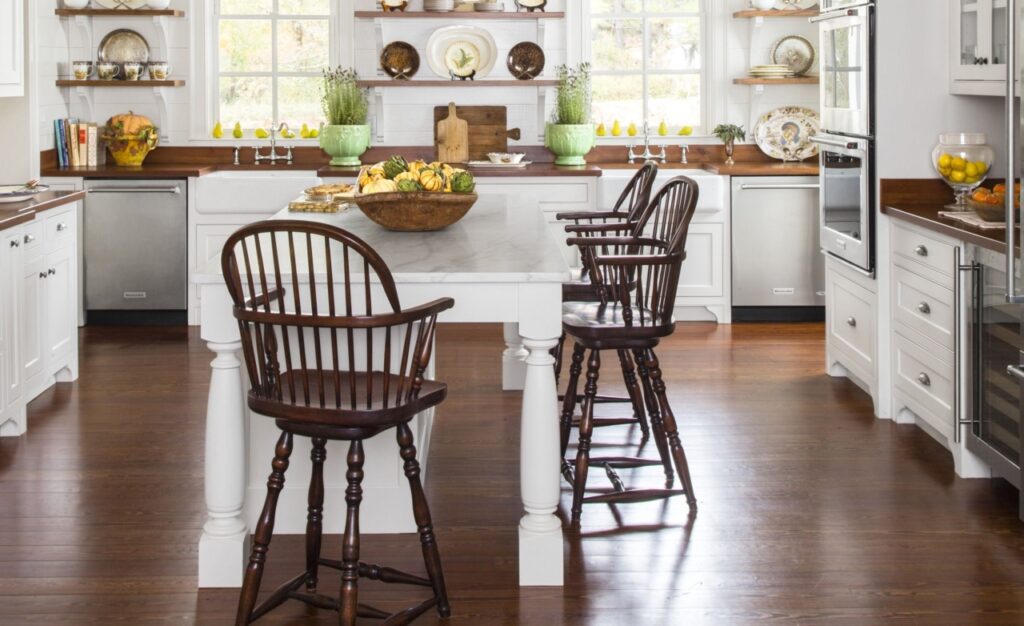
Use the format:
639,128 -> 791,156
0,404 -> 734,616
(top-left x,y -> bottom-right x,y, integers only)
893,331 -> 954,425
891,222 -> 956,285
44,209 -> 75,252
20,220 -> 43,257
892,265 -> 955,351
828,271 -> 875,370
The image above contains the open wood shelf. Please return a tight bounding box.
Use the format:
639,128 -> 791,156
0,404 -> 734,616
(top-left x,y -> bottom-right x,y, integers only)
357,79 -> 557,87
733,76 -> 820,85
56,79 -> 185,87
354,10 -> 564,19
732,8 -> 819,18
55,8 -> 185,17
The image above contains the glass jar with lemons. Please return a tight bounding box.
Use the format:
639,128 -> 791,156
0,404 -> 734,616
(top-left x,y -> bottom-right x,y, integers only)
932,132 -> 995,209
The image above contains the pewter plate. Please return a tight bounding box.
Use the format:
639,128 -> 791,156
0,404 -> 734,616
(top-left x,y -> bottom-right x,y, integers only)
753,106 -> 820,162
98,29 -> 150,71
771,35 -> 815,76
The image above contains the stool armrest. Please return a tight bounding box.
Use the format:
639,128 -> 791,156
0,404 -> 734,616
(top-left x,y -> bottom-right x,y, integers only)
564,223 -> 634,235
554,210 -> 626,222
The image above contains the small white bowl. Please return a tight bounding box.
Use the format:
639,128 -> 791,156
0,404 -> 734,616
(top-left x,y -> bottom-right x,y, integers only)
486,152 -> 526,164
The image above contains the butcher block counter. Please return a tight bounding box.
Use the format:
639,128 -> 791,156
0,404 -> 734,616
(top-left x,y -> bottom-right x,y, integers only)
0,190 -> 86,232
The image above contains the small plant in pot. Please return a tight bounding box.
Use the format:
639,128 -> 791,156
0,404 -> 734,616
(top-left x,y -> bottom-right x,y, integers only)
320,67 -> 371,167
545,63 -> 595,166
712,123 -> 746,166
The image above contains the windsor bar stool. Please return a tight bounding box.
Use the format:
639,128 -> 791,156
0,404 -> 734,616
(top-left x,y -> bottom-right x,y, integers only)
221,220 -> 453,625
559,176 -> 700,528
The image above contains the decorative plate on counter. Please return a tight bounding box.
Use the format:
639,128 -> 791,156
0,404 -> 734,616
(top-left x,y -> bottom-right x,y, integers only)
507,42 -> 545,80
753,106 -> 820,162
381,41 -> 420,80
93,0 -> 149,8
771,35 -> 815,76
426,25 -> 497,79
0,184 -> 48,204
98,29 -> 150,71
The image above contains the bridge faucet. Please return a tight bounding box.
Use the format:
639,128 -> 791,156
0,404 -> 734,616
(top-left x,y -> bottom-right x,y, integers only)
627,122 -> 667,163
254,123 -> 293,165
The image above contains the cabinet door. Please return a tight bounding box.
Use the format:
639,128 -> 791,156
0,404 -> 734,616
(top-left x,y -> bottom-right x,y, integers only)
45,245 -> 74,363
951,0 -> 1006,82
0,0 -> 23,96
19,254 -> 44,387
0,234 -> 12,414
677,223 -> 724,298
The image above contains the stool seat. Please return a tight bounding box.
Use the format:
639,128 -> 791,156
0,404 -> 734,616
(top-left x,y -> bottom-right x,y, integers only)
562,302 -> 675,343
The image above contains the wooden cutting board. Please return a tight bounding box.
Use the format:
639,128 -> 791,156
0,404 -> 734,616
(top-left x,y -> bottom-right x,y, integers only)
434,105 -> 522,162
435,103 -> 469,164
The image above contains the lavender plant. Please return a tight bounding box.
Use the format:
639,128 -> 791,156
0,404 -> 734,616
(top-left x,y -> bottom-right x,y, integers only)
553,63 -> 592,125
322,67 -> 368,126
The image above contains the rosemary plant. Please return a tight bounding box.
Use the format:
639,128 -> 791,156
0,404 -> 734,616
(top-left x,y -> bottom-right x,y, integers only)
321,67 -> 369,126
553,63 -> 592,125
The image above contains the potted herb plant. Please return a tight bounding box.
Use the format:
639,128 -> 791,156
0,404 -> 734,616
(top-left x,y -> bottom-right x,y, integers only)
712,123 -> 746,166
545,63 -> 595,166
319,67 -> 371,166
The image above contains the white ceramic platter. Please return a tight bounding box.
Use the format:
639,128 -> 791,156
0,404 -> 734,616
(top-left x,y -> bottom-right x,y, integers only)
0,184 -> 49,203
426,25 -> 498,79
753,107 -> 820,162
467,161 -> 533,168
773,0 -> 818,9
92,0 -> 149,9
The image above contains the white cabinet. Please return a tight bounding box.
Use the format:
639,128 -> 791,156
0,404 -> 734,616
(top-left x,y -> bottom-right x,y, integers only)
949,0 -> 1017,96
825,255 -> 878,410
0,0 -> 24,98
0,228 -> 23,436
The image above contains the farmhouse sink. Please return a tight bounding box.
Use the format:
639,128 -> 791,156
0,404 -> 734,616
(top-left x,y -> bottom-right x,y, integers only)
195,169 -> 321,215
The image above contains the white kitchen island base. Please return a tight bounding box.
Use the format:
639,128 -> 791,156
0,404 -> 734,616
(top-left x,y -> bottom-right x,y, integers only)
195,196 -> 569,588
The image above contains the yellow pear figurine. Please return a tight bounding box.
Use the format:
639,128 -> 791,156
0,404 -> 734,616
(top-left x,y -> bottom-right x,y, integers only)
254,128 -> 269,139
611,120 -> 622,136
627,123 -> 638,137
212,122 -> 224,139
309,127 -> 320,138
678,125 -> 694,136
658,120 -> 668,136
596,123 -> 607,137
232,122 -> 243,139
300,123 -> 311,139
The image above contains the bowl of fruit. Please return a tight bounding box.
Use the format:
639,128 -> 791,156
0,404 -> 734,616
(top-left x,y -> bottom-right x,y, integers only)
968,183 -> 1021,222
932,132 -> 994,209
353,156 -> 478,231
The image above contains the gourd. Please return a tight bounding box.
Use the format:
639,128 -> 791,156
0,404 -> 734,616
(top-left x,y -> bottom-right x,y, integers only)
419,168 -> 445,192
362,178 -> 399,194
382,155 -> 408,180
450,171 -> 476,193
397,179 -> 424,192
407,159 -> 428,174
393,171 -> 419,184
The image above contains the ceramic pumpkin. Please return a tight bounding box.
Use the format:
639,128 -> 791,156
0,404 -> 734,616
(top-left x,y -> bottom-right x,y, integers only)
101,111 -> 159,167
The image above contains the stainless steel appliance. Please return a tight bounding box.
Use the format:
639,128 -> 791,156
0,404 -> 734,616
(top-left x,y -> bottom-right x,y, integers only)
813,1 -> 875,274
731,177 -> 825,319
83,179 -> 187,324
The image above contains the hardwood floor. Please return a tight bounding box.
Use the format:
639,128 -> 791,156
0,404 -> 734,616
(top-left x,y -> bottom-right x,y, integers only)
2,322 -> 1024,624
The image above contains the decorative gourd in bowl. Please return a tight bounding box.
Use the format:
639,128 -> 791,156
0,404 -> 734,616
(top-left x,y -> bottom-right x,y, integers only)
101,111 -> 159,167
352,156 -> 478,231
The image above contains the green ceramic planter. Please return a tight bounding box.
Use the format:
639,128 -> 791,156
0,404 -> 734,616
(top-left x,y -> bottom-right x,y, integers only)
545,123 -> 596,166
319,124 -> 371,167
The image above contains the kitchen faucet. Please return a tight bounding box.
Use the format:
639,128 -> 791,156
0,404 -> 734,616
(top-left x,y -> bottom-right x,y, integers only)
627,122 -> 667,163
254,123 -> 294,165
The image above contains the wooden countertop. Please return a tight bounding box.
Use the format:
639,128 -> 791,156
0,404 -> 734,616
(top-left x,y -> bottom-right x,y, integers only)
0,190 -> 86,232
41,163 -> 216,178
319,162 -> 603,178
882,203 -> 1014,255
704,161 -> 819,176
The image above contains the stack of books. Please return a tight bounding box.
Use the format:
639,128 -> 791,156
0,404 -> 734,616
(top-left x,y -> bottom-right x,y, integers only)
54,119 -> 99,169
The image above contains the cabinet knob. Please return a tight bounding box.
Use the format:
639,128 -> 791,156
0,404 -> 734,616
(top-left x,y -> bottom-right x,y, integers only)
23,234 -> 34,244
917,372 -> 931,387
56,223 -> 68,232
9,240 -> 18,248
914,245 -> 928,257
47,268 -> 55,276
846,316 -> 857,328
38,272 -> 47,279
917,302 -> 931,315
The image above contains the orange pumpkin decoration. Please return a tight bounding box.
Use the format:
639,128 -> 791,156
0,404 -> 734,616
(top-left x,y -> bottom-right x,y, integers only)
102,111 -> 159,167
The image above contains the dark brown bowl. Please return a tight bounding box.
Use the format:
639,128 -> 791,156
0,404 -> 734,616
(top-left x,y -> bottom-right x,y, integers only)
353,191 -> 478,231
967,198 -> 1017,222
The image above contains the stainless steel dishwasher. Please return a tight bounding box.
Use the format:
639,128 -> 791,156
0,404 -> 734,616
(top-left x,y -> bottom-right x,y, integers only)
83,179 -> 187,324
731,176 -> 824,321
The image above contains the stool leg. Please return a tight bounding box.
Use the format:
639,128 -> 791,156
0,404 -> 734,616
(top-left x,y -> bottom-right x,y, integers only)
305,437 -> 327,593
236,431 -> 293,626
633,348 -> 674,488
551,329 -> 567,383
646,349 -> 697,509
617,349 -> 650,441
570,349 -> 600,528
560,342 -> 586,459
339,440 -> 364,626
397,422 -> 452,618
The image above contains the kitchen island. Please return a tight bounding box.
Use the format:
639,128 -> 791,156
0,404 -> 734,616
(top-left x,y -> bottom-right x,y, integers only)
193,194 -> 571,589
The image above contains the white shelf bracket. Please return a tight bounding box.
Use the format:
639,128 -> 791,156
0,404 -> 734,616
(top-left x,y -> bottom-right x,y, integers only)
73,86 -> 94,124
154,87 -> 170,143
73,15 -> 92,51
537,86 -> 549,143
152,16 -> 169,62
373,87 -> 385,143
374,19 -> 385,77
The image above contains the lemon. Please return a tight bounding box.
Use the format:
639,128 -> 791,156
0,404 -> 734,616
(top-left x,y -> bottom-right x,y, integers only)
596,123 -> 607,137
679,125 -> 693,136
611,120 -> 622,136
965,162 -> 979,178
949,170 -> 966,183
950,156 -> 967,172
975,161 -> 989,175
937,153 -> 952,169
964,174 -> 979,184
212,122 -> 224,139
938,166 -> 952,178
300,123 -> 311,139
658,120 -> 668,136
255,128 -> 269,139
232,122 -> 243,139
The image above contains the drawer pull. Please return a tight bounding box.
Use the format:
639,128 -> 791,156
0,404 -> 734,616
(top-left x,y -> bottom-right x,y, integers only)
917,372 -> 932,387
47,268 -> 55,276
56,223 -> 68,232
9,240 -> 18,248
846,316 -> 857,328
917,302 -> 931,314
23,234 -> 34,244
38,272 -> 47,279
914,244 -> 929,257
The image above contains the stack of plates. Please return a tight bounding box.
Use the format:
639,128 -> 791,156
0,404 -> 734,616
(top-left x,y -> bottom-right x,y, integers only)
748,64 -> 795,78
425,0 -> 455,11
475,1 -> 505,11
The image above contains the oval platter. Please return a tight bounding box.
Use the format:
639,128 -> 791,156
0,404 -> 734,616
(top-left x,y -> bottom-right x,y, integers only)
753,106 -> 820,162
426,25 -> 497,79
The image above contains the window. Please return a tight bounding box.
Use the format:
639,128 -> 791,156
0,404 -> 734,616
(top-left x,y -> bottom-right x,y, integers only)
216,0 -> 332,130
588,0 -> 704,135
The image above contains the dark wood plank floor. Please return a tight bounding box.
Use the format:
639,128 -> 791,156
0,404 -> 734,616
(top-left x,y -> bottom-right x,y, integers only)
2,323 -> 1024,625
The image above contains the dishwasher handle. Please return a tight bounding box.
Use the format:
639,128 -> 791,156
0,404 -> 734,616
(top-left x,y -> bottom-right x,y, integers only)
87,186 -> 182,194
738,183 -> 820,191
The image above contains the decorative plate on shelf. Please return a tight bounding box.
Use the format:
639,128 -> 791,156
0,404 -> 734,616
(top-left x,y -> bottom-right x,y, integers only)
773,0 -> 818,9
771,35 -> 815,76
97,29 -> 150,71
426,25 -> 497,79
92,0 -> 149,10
507,42 -> 545,80
381,41 -> 420,80
753,106 -> 820,162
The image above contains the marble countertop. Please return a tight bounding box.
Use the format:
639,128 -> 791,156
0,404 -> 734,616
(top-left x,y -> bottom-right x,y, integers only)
194,194 -> 572,284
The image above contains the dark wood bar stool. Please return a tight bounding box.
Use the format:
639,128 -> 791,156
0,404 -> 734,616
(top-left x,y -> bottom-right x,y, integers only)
221,220 -> 453,625
559,176 -> 700,528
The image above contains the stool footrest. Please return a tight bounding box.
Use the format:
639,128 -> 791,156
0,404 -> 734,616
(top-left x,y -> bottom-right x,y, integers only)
318,558 -> 433,587
250,572 -> 307,621
583,488 -> 689,505
570,417 -> 642,428
568,455 -> 664,468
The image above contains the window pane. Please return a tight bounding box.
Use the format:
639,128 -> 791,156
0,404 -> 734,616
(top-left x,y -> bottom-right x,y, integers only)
279,0 -> 330,14
591,0 -> 642,14
279,77 -> 324,127
278,19 -> 329,72
591,19 -> 643,72
645,0 -> 700,12
647,74 -> 700,128
219,19 -> 271,72
649,18 -> 701,70
220,0 -> 271,15
592,74 -> 643,129
220,76 -> 273,128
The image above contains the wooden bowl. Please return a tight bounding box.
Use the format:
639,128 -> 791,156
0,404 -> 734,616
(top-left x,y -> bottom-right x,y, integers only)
967,198 -> 1017,222
352,191 -> 478,231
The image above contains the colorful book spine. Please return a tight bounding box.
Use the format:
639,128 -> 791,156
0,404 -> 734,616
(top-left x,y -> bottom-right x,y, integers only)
87,124 -> 97,168
54,120 -> 65,167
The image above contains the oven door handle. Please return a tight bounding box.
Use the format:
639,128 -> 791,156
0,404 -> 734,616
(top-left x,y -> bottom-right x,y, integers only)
810,136 -> 860,150
1006,0 -> 1023,303
810,2 -> 874,22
